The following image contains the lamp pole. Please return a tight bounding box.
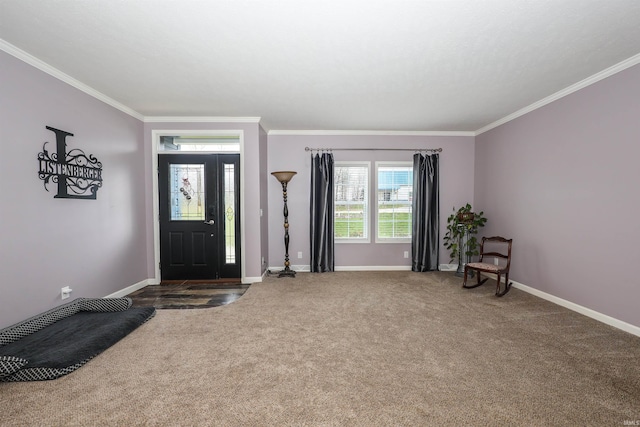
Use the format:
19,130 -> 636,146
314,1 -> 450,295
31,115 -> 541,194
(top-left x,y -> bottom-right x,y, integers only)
271,171 -> 297,278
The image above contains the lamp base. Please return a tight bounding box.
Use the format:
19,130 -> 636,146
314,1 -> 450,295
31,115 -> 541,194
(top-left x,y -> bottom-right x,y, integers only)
278,268 -> 297,278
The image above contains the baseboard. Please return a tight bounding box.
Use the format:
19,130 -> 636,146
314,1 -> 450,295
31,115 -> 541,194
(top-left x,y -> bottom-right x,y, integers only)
104,279 -> 150,299
243,276 -> 263,284
270,265 -> 414,272
264,267 -> 309,279
478,273 -> 640,338
511,280 -> 640,338
269,265 -> 311,273
335,265 -> 412,271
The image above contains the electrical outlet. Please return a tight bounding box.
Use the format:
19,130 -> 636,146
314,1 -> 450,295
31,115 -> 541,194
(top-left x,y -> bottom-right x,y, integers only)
61,286 -> 73,300
297,251 -> 303,259
403,251 -> 409,259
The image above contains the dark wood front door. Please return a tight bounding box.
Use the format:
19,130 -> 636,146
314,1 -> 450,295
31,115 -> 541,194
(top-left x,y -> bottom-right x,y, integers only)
158,154 -> 240,280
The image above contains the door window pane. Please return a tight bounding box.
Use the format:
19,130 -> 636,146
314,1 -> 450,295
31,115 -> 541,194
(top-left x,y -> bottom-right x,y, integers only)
224,163 -> 236,263
169,164 -> 205,221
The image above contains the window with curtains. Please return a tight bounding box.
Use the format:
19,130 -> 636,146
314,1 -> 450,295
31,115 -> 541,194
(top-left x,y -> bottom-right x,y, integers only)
334,162 -> 370,242
376,162 -> 413,242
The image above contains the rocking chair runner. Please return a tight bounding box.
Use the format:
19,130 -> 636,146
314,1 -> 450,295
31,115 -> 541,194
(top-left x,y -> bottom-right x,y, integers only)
462,236 -> 513,297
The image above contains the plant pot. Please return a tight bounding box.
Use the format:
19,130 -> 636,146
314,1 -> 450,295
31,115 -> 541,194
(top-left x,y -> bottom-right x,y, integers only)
457,212 -> 475,223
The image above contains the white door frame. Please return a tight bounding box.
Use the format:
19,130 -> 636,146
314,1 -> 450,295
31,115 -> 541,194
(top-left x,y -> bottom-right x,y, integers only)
151,129 -> 246,284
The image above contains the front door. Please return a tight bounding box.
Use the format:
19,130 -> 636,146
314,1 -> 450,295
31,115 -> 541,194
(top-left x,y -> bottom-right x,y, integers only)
158,154 -> 241,280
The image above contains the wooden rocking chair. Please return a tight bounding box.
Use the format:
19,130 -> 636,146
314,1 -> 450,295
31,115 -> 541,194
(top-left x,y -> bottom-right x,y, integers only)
462,236 -> 513,297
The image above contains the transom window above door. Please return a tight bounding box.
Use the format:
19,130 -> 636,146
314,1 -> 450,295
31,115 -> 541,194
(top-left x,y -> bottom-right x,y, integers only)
159,135 -> 240,152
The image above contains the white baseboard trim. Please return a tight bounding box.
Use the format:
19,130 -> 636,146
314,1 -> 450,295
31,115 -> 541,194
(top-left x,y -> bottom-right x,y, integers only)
268,265 -> 311,273
510,279 -> 640,338
475,273 -> 640,338
244,276 -> 263,284
335,265 -> 412,271
270,265 -> 414,272
104,279 -> 150,299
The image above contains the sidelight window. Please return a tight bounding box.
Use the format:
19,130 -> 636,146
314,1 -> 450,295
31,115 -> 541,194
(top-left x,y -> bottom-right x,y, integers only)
223,163 -> 236,264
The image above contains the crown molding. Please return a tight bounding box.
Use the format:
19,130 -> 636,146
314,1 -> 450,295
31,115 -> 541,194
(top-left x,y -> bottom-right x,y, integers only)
268,129 -> 475,137
144,116 -> 261,123
0,39 -> 145,121
6,34 -> 638,137
476,52 -> 640,135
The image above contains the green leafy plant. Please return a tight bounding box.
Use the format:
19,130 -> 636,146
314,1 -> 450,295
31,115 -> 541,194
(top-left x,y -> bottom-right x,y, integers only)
443,203 -> 487,263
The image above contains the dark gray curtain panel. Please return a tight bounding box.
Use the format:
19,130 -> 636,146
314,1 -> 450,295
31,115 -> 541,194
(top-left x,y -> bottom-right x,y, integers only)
310,153 -> 335,272
411,153 -> 439,271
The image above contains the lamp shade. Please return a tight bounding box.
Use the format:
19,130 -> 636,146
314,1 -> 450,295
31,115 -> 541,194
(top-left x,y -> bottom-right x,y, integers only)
271,171 -> 297,183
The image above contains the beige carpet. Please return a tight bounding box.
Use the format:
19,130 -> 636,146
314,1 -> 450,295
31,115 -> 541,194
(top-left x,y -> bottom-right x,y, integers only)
1,271 -> 639,426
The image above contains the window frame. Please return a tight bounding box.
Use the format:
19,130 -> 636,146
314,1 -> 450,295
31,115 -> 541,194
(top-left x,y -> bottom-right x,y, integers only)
375,161 -> 413,244
334,161 -> 371,244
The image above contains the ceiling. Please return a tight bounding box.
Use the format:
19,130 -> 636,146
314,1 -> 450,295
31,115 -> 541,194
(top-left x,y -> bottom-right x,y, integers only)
1,1 -> 640,133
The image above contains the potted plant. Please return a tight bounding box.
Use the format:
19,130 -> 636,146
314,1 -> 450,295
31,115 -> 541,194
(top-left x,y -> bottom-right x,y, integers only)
443,203 -> 487,275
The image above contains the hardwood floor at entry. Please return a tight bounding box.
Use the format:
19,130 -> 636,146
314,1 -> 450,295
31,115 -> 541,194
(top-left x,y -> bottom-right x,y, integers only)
129,280 -> 249,309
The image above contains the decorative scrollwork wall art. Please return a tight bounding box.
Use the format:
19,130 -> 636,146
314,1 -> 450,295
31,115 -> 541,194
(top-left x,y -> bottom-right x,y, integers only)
37,126 -> 103,199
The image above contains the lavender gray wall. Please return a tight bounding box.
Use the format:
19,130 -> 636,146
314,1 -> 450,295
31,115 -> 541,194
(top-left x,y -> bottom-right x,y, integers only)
6,39 -> 634,333
142,121 -> 265,282
475,64 -> 640,328
267,134 -> 475,269
0,51 -> 147,328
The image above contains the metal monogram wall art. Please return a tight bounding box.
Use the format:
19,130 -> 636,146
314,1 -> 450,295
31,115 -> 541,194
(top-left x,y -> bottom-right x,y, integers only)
37,126 -> 103,199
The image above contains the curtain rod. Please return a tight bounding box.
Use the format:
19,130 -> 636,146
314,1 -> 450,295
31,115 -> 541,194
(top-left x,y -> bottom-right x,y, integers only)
304,147 -> 442,153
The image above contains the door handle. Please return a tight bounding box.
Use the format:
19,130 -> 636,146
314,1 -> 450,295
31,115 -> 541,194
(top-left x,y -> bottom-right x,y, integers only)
204,220 -> 215,225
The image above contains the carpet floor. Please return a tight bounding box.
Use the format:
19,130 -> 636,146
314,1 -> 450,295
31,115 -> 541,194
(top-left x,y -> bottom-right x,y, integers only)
1,271 -> 639,426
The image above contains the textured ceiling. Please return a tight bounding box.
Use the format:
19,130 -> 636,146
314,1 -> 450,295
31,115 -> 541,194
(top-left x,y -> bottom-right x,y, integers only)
1,0 -> 640,132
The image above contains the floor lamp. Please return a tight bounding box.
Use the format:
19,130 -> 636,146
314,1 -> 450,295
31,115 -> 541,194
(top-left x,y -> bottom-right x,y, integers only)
271,171 -> 297,278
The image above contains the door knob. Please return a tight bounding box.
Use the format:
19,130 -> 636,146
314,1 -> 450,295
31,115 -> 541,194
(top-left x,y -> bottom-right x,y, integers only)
204,220 -> 215,225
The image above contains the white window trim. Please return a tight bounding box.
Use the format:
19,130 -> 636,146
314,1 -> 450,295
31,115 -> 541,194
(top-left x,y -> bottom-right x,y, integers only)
375,161 -> 413,244
334,161 -> 371,244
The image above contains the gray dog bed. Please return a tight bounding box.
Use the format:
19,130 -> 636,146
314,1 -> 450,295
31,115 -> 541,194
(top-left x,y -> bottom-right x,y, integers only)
0,297 -> 155,382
